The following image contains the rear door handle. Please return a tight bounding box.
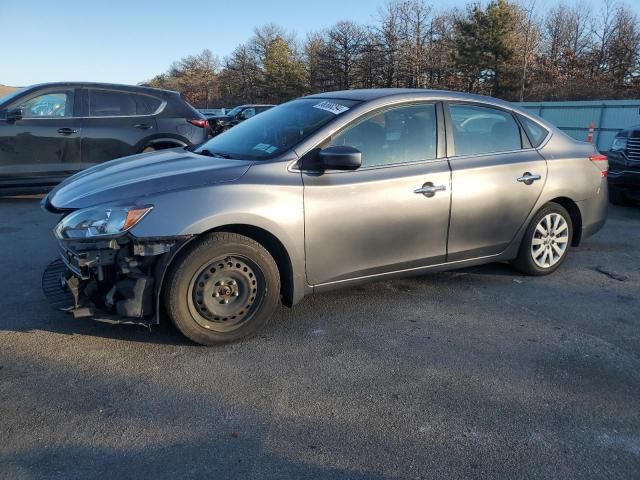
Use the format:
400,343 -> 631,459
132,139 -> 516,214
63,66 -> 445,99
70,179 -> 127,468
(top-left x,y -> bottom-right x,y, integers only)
414,183 -> 447,198
134,124 -> 151,130
517,172 -> 541,185
57,127 -> 78,135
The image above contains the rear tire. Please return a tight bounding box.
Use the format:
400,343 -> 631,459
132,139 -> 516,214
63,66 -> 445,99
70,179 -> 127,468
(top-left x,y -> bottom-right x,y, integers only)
511,202 -> 573,276
608,185 -> 628,206
163,233 -> 280,345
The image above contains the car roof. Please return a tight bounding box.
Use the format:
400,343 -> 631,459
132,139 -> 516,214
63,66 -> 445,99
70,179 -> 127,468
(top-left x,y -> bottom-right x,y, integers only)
24,82 -> 180,97
305,88 -> 515,109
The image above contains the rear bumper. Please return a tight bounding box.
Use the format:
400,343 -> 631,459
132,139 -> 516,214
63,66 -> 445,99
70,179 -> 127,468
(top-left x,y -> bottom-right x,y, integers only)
577,182 -> 608,241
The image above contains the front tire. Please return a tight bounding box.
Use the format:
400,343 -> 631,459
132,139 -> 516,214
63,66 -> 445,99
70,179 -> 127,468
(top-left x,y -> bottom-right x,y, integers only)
164,233 -> 280,345
512,202 -> 573,276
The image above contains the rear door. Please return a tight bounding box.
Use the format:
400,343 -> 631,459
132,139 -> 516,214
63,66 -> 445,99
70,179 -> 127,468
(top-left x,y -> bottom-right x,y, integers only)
446,102 -> 547,261
0,87 -> 83,189
80,88 -> 160,165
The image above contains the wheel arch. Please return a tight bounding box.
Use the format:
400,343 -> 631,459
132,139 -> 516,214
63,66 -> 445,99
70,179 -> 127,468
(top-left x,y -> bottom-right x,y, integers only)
139,136 -> 188,153
548,196 -> 582,246
155,223 -> 296,327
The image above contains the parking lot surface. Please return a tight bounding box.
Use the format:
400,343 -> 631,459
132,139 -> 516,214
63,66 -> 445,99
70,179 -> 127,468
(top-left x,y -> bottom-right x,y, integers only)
0,197 -> 639,479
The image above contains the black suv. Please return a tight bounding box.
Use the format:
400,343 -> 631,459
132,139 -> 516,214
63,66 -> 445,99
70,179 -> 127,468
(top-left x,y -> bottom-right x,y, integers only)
608,126 -> 640,205
0,82 -> 209,194
207,104 -> 274,136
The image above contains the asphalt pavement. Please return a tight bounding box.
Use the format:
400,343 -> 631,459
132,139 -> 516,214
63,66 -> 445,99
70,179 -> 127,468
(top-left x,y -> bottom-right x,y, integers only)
0,197 -> 639,479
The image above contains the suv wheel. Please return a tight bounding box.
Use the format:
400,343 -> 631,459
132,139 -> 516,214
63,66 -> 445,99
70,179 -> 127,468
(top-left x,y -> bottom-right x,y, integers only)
512,202 -> 573,276
164,233 -> 280,345
609,185 -> 629,206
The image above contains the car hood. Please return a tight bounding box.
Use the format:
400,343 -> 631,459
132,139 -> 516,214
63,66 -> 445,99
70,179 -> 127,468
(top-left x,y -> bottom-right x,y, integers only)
45,148 -> 253,210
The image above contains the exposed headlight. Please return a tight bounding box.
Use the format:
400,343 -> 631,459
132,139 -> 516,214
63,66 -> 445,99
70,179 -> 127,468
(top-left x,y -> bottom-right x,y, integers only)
610,137 -> 627,152
55,205 -> 153,240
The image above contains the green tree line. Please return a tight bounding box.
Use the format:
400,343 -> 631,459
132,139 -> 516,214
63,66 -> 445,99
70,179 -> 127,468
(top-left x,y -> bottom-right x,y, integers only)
144,0 -> 640,107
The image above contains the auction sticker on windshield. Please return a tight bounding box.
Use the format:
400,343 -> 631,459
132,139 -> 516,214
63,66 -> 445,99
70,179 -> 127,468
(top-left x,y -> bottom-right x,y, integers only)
313,101 -> 350,115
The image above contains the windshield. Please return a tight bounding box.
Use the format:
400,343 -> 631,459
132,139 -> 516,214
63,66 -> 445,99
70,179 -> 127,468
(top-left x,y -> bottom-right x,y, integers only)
226,106 -> 243,117
195,98 -> 360,160
0,88 -> 26,106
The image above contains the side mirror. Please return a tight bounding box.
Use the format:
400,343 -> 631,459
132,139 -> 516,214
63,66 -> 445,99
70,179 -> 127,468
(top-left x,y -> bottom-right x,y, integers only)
5,107 -> 22,122
317,145 -> 362,171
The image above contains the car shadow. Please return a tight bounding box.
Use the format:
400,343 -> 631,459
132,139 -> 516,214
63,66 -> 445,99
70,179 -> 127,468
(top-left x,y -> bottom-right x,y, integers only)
1,303 -> 195,347
5,261 -> 521,347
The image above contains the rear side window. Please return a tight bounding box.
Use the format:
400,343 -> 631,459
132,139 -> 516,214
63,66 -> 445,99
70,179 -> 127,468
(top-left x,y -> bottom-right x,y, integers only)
518,114 -> 549,147
449,104 -> 522,156
88,90 -> 162,117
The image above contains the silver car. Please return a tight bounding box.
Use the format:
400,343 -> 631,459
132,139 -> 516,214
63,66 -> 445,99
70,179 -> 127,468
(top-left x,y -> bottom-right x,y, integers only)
43,89 -> 608,345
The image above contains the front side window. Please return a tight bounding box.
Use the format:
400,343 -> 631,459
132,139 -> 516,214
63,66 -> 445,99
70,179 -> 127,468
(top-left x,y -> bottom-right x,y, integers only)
18,90 -> 74,118
328,103 -> 437,167
89,90 -> 160,117
450,104 -> 522,156
241,107 -> 256,119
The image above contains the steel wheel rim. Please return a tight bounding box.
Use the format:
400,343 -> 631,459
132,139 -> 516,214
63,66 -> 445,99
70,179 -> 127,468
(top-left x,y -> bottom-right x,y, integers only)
531,213 -> 569,268
187,255 -> 264,332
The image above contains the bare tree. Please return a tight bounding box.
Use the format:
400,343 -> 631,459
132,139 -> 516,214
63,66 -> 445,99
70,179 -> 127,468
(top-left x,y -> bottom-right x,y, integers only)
517,0 -> 539,101
608,5 -> 640,94
145,0 -> 640,105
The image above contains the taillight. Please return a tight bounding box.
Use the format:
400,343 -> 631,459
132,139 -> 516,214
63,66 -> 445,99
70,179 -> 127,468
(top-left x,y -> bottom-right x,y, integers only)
589,154 -> 609,177
188,119 -> 209,128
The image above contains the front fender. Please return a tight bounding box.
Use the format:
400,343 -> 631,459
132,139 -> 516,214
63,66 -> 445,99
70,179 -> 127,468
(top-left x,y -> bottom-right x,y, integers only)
130,161 -> 307,311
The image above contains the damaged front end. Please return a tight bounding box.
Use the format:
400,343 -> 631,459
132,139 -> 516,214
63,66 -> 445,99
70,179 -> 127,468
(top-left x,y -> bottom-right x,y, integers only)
41,203 -> 188,326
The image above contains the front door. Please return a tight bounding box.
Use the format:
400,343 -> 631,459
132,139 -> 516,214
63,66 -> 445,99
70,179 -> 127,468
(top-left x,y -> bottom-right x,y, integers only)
302,102 -> 451,286
0,88 -> 82,189
445,103 -> 547,261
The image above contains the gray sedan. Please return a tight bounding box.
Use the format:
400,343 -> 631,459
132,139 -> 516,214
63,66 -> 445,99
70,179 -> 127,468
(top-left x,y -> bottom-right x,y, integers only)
42,89 -> 609,345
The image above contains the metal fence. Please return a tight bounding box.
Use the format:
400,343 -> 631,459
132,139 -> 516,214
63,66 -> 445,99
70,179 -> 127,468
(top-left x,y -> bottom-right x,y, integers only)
516,100 -> 640,152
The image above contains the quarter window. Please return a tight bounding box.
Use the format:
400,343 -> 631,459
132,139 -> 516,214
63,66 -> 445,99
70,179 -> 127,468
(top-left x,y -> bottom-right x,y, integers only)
18,90 -> 74,118
450,104 -> 522,156
518,114 -> 549,148
329,103 -> 437,167
89,90 -> 161,117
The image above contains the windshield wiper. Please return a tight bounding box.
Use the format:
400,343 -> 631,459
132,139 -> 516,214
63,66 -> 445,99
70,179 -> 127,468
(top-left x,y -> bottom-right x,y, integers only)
199,149 -> 234,159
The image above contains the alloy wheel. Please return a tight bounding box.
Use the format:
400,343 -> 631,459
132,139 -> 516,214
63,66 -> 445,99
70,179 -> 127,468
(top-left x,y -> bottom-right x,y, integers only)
530,213 -> 569,268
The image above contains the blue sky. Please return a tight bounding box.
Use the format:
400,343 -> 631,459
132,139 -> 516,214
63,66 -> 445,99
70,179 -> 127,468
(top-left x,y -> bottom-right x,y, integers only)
1,0 -> 636,86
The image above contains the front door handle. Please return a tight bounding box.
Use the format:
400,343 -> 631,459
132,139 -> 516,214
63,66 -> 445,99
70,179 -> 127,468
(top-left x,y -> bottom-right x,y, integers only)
414,183 -> 447,198
134,124 -> 151,130
517,172 -> 542,185
57,127 -> 78,135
